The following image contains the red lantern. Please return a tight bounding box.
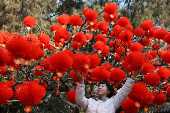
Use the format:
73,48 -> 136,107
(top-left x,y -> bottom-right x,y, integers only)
110,68 -> 127,83
129,83 -> 150,105
69,15 -> 83,26
154,29 -> 168,40
126,24 -> 133,32
0,35 -> 4,44
87,54 -> 100,69
6,36 -> 31,59
114,54 -> 122,62
38,33 -> 51,44
141,91 -> 154,106
69,70 -> 79,82
119,30 -> 133,42
84,10 -> 98,21
102,63 -> 112,69
0,47 -> 10,67
0,82 -> 13,105
58,14 -> 70,25
164,33 -> 170,44
144,72 -> 161,86
141,63 -> 155,75
34,65 -> 45,76
95,34 -> 108,44
157,67 -> 170,81
123,52 -> 144,71
94,41 -> 106,51
116,47 -> 125,56
152,91 -> 167,105
116,17 -> 129,27
141,20 -> 154,31
149,51 -> 158,58
152,43 -> 160,50
103,13 -> 118,22
161,50 -> 170,63
97,21 -> 109,34
104,3 -> 118,14
73,32 -> 86,44
114,26 -> 126,38
0,31 -> 10,43
62,49 -> 74,57
51,24 -> 62,31
67,90 -> 76,104
16,81 -> 46,106
71,41 -> 82,50
23,16 -> 36,27
72,53 -> 90,74
129,42 -> 143,52
85,33 -> 92,41
140,38 -> 150,46
41,57 -> 50,69
49,52 -> 73,74
26,34 -> 39,44
55,28 -> 70,41
6,81 -> 19,99
33,79 -> 47,89
121,97 -> 140,113
82,8 -> 90,16
0,66 -> 6,74
87,20 -> 98,31
91,66 -> 110,81
100,46 -> 110,56
144,53 -> 153,63
133,28 -> 144,37
10,33 -> 19,39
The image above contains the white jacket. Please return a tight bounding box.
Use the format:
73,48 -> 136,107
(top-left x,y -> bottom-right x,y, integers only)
75,78 -> 135,113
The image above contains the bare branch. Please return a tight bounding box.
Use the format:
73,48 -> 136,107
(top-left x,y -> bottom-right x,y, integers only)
58,94 -> 80,113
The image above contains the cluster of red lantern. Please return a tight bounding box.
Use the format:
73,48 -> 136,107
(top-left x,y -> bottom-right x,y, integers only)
0,1 -> 170,113
6,35 -> 44,61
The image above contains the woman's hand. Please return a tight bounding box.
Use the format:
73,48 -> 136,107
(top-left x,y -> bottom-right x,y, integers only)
76,71 -> 84,84
131,68 -> 142,80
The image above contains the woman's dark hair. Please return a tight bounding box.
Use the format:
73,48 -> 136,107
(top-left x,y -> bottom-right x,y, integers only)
98,80 -> 114,98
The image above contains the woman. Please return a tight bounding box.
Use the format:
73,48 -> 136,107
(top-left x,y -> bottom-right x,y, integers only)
75,69 -> 142,113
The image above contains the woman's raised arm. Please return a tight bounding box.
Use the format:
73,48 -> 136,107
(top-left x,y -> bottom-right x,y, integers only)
111,68 -> 142,110
75,71 -> 89,110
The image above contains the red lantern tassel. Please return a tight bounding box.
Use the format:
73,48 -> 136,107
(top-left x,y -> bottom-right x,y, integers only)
56,85 -> 59,96
157,105 -> 159,111
12,73 -> 14,81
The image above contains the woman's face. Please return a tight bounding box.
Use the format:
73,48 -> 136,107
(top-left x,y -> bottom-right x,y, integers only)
97,84 -> 110,99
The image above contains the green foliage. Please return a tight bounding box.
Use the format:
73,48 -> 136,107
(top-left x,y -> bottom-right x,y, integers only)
0,102 -> 25,113
119,0 -> 170,30
0,0 -> 170,113
1,0 -> 169,35
34,92 -> 72,113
